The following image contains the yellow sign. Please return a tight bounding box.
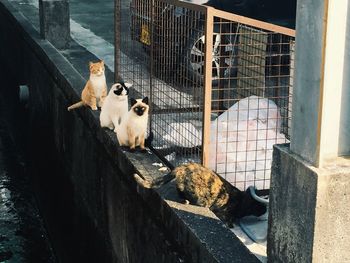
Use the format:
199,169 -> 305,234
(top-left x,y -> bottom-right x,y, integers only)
140,24 -> 151,46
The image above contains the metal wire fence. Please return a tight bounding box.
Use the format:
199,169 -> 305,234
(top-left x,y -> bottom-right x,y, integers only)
115,0 -> 295,190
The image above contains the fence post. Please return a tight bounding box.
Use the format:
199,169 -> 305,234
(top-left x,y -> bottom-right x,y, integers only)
39,0 -> 70,50
201,7 -> 214,167
114,0 -> 121,82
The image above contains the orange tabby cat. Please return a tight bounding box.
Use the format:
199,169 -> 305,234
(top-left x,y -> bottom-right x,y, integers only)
67,60 -> 107,111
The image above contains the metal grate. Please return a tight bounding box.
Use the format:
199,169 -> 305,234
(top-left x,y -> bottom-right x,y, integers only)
115,0 -> 295,190
207,16 -> 294,190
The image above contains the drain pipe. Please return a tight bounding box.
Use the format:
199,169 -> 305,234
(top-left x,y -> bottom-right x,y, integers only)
248,185 -> 269,205
19,85 -> 29,106
238,186 -> 269,243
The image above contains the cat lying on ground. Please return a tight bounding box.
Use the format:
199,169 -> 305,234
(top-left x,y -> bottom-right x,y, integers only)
134,162 -> 266,227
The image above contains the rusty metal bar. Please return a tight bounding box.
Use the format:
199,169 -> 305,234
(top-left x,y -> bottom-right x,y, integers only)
149,0 -> 155,135
157,0 -> 207,12
201,7 -> 214,167
114,0 -> 121,82
158,0 -> 295,37
212,9 -> 295,37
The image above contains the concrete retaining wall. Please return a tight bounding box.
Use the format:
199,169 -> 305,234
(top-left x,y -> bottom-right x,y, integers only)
0,1 -> 259,262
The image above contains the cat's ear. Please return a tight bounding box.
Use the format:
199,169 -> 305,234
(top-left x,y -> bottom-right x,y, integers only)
130,98 -> 137,107
142,97 -> 149,105
100,60 -> 104,65
112,83 -> 123,95
111,83 -> 121,90
124,82 -> 133,88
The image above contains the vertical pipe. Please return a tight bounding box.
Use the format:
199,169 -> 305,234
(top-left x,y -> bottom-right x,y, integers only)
201,7 -> 214,166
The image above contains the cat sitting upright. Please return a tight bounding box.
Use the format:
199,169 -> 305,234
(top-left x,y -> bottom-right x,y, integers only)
100,82 -> 132,130
67,60 -> 107,111
115,97 -> 149,151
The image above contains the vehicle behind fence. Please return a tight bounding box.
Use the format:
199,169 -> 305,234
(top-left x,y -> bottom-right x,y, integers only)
115,0 -> 295,190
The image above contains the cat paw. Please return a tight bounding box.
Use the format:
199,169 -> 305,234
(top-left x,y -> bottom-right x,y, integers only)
98,100 -> 105,108
180,199 -> 190,205
226,222 -> 234,229
139,148 -> 147,153
91,106 -> 98,111
129,148 -> 136,153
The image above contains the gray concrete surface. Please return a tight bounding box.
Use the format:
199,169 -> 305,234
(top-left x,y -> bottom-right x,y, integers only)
291,0 -> 350,165
268,144 -> 350,263
39,0 -> 70,49
290,0 -> 325,165
69,0 -> 114,44
270,1 -> 350,261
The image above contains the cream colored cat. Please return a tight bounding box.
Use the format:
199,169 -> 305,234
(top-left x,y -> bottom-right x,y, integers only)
115,97 -> 149,151
67,60 -> 107,111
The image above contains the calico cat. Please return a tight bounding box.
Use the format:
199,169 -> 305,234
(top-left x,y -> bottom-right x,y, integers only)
134,163 -> 266,227
67,60 -> 107,111
115,97 -> 149,151
100,82 -> 132,130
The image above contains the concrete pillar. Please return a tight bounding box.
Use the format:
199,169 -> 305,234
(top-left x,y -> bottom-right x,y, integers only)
290,0 -> 350,167
39,0 -> 70,49
267,0 -> 350,262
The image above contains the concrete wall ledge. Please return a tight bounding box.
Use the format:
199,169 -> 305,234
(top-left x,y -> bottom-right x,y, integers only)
0,0 -> 260,262
268,144 -> 350,262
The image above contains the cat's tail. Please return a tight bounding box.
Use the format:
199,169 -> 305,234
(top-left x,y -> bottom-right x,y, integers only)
145,131 -> 154,147
151,145 -> 202,157
133,171 -> 174,189
67,101 -> 85,111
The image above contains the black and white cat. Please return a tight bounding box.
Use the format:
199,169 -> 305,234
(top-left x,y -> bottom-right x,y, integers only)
100,82 -> 132,130
115,97 -> 149,151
